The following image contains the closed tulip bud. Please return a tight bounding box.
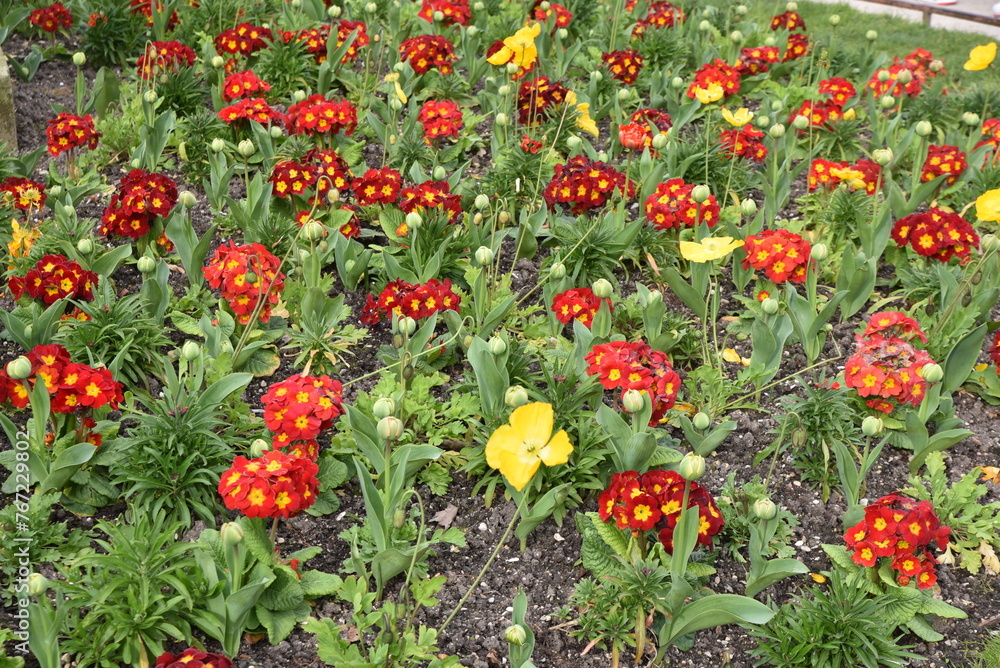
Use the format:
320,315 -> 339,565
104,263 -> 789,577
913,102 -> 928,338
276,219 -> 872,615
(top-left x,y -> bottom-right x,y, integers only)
76,238 -> 93,255
378,416 -> 404,441
209,55 -> 225,69
880,95 -> 896,109
915,120 -> 932,136
433,166 -> 447,180
474,1 -> 484,9
182,340 -> 201,361
791,428 -> 808,448
764,36 -> 776,47
498,210 -> 511,224
730,30 -> 744,43
178,191 -> 197,208
761,297 -> 779,314
405,211 -> 423,230
692,412 -> 711,430
506,62 -> 519,74
250,438 -> 270,457
866,29 -> 878,40
591,278 -> 613,299
770,100 -> 784,112
475,246 -> 495,265
365,1 -> 377,12
130,158 -> 141,169
650,133 -> 667,150
211,138 -> 226,152
489,336 -> 507,355
433,9 -> 445,21
400,317 -> 417,336
27,573 -> 48,597
699,19 -> 712,31
792,115 -> 810,130
963,112 -> 981,126
389,98 -> 402,111
622,389 -> 645,413
137,256 -> 156,274
896,69 -> 913,85
220,339 -> 234,354
505,624 -> 527,646
921,363 -> 943,383
495,112 -> 508,126
982,234 -> 1000,253
48,185 -> 62,198
861,415 -> 883,437
6,356 -> 32,380
301,221 -> 325,241
540,0 -> 551,8
556,28 -> 568,39
238,139 -> 256,157
292,89 -> 307,102
467,25 -> 479,36
810,243 -> 829,261
872,148 -> 893,166
736,4 -> 748,14
474,194 -> 490,210
550,262 -> 566,278
473,212 -> 484,225
740,198 -> 757,216
786,1 -> 798,9
144,89 -> 158,103
829,14 -> 840,25
679,453 -> 706,481
344,259 -> 355,274
505,385 -> 529,408
755,115 -> 770,128
691,185 -> 711,203
73,52 -> 86,66
498,84 -> 511,96
648,289 -> 662,303
929,59 -> 944,72
592,71 -> 603,82
877,69 -> 891,83
671,76 -> 685,88
754,498 -> 778,520
220,522 -> 245,546
325,3 -> 341,16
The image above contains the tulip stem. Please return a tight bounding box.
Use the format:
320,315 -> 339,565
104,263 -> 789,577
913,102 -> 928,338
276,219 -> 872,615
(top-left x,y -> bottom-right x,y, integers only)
440,494 -> 527,634
269,516 -> 280,544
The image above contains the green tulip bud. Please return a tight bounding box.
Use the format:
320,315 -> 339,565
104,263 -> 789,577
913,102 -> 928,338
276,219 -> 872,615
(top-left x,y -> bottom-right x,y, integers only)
178,191 -> 197,208
648,289 -> 662,303
679,453 -> 706,481
433,166 -> 447,181
556,28 -> 568,40
345,259 -> 355,273
895,69 -> 913,85
651,133 -> 668,149
377,416 -> 404,441
489,336 -> 507,356
211,55 -> 225,68
877,69 -> 891,83
741,199 -> 757,216
963,112 -> 981,127
495,112 -> 508,126
238,139 -> 256,157
293,89 -> 307,102
328,4 -> 342,16
365,1 -> 377,12
755,115 -> 771,128
550,262 -> 566,279
764,36 -> 776,47
730,30 -> 744,43
566,136 -> 582,149
769,123 -> 786,138
143,89 -> 158,103
130,158 -> 141,169
505,624 -> 527,646
389,98 -> 402,111
244,270 -> 258,284
921,363 -> 943,383
48,185 -> 62,198
181,340 -> 201,361
373,398 -> 395,419
250,438 -> 270,457
792,115 -> 810,130
475,246 -> 495,265
467,25 -> 479,36
405,211 -> 423,231
930,60 -> 944,72
770,100 -> 784,112
981,234 -> 1000,254
474,1 -> 484,9
671,76 -> 685,89
539,0 -> 551,9
873,148 -> 893,166
474,194 -> 490,211
880,95 -> 896,109
761,297 -> 779,315
505,385 -> 529,408
399,316 -> 417,335
622,389 -> 646,413
829,14 -> 840,25
76,238 -> 93,255
211,138 -> 226,153
698,19 -> 712,31
810,243 -> 829,261
137,256 -> 156,274
736,5 -> 748,15
301,220 -> 325,241
220,522 -> 245,546
866,30 -> 878,40
617,88 -> 631,101
592,71 -> 603,82
432,9 -> 445,21
915,120 -> 932,137
786,1 -> 798,10
498,84 -> 511,96
6,356 -> 32,380
27,573 -> 48,597
861,415 -> 883,437
692,412 -> 711,430
506,62 -> 519,74
591,278 -> 613,299
73,52 -> 87,67
691,185 -> 711,203
754,498 -> 778,520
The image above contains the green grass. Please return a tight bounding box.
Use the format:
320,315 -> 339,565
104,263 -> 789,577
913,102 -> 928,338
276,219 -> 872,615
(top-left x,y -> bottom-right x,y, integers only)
743,0 -> 1000,90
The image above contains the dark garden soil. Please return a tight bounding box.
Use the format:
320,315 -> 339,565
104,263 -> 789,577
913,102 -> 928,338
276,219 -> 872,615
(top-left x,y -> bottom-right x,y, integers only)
2,38 -> 1000,668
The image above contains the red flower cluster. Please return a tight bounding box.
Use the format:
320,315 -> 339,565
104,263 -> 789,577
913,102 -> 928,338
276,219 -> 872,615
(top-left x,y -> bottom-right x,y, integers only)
584,340 -> 681,424
783,33 -> 809,61
218,450 -> 319,519
156,648 -> 232,668
533,2 -> 572,28
418,0 -> 471,26
399,35 -> 456,75
219,97 -> 280,125
0,344 -> 122,413
262,374 -> 344,451
818,77 -> 857,105
307,148 -> 353,196
631,1 -> 685,38
631,107 -> 672,133
362,278 -> 461,324
222,70 -> 271,101
399,180 -> 463,224
552,287 -> 611,328
891,209 -> 979,263
418,99 -> 464,144
921,144 -> 967,186
620,108 -> 672,150
353,167 -> 403,206
844,492 -> 949,589
770,11 -> 805,30
543,157 -> 629,215
45,112 -> 100,157
868,63 -> 923,98
215,23 -> 272,56
719,124 -> 767,162
128,0 -> 177,28
808,158 -> 847,192
686,59 -> 741,101
284,95 -> 357,137
0,177 -> 46,211
902,48 -> 943,80
520,134 -> 543,153
29,3 -> 73,33
516,77 -> 569,125
845,311 -> 933,413
644,178 -> 720,230
270,161 -> 316,199
333,20 -> 370,63
136,41 -> 195,80
976,118 -> 1000,152
203,242 -> 285,324
8,255 -> 96,304
734,45 -> 780,76
100,169 -> 178,240
602,49 -> 644,84
789,99 -> 844,130
597,470 -> 723,553
742,228 -> 811,283
990,330 -> 1000,371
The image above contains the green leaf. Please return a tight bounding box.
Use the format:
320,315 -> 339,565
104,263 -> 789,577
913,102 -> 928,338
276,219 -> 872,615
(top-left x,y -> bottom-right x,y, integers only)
243,518 -> 275,562
918,596 -> 967,619
905,615 -> 944,642
881,587 -> 922,626
259,568 -> 305,611
299,570 -> 343,598
589,512 -> 630,559
686,562 -> 716,578
581,530 -> 620,578
821,544 -> 858,572
664,594 -> 775,643
942,324 -> 987,394
257,601 -> 309,644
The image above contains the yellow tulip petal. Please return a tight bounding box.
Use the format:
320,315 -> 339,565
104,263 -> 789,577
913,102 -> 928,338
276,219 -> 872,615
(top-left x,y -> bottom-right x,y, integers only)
722,348 -> 750,366
496,448 -> 540,491
540,429 -> 573,467
487,45 -> 514,65
485,424 -> 519,470
508,402 -> 554,444
680,237 -> 744,263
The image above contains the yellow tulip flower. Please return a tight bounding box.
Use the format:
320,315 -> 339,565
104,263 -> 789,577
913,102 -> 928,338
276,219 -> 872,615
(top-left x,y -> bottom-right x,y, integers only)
721,107 -> 753,126
486,22 -> 542,69
485,402 -> 573,491
679,236 -> 744,263
976,189 -> 1000,222
693,83 -> 724,105
964,42 -> 997,71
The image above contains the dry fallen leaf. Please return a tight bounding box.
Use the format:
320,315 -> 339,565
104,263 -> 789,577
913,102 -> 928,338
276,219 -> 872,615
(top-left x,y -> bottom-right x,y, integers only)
243,632 -> 266,645
341,625 -> 361,643
981,466 -> 1000,485
432,504 -> 459,529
